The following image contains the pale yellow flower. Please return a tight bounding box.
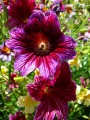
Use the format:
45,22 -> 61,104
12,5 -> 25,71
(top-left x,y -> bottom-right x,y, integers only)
1,66 -> 8,74
68,53 -> 82,68
77,88 -> 88,104
76,84 -> 81,94
83,92 -> 90,107
76,86 -> 90,106
17,94 -> 39,114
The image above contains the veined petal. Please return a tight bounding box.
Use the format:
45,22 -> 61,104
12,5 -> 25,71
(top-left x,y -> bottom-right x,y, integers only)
37,55 -> 60,77
54,35 -> 77,60
14,53 -> 36,76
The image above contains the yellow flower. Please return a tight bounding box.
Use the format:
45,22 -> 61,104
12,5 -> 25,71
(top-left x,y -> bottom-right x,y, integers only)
1,66 -> 8,74
77,88 -> 88,104
76,86 -> 90,106
68,53 -> 82,68
17,94 -> 39,114
76,85 -> 81,94
83,92 -> 90,107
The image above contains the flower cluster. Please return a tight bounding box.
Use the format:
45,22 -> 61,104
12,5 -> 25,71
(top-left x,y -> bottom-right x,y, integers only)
0,0 -> 77,120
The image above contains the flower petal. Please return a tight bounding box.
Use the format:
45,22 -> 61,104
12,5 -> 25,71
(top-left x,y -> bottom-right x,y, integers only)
54,61 -> 76,101
14,53 -> 36,76
53,35 -> 77,60
37,55 -> 60,77
34,96 -> 68,120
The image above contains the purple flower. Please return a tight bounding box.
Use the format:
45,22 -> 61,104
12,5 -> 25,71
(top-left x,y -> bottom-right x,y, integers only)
27,62 -> 76,120
9,111 -> 26,120
51,0 -> 65,14
0,42 -> 14,61
6,73 -> 19,90
8,0 -> 35,28
6,11 -> 76,77
80,77 -> 86,88
0,4 -> 2,11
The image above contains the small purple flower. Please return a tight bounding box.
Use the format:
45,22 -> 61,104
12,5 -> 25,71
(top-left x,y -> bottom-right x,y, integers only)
9,111 -> 26,120
8,0 -> 35,28
51,0 -> 65,14
0,4 -> 3,11
6,11 -> 76,77
6,73 -> 19,90
27,62 -> 76,120
0,42 -> 14,61
80,77 -> 86,88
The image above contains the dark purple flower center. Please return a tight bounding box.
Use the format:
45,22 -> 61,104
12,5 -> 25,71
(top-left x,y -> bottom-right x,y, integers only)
44,86 -> 54,96
30,32 -> 51,56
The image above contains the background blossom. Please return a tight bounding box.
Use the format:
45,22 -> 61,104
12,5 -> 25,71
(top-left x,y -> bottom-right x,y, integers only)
17,94 -> 39,114
8,0 -> 35,28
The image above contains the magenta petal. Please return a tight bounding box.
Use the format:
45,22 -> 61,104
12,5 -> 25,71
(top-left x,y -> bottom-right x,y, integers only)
37,55 -> 60,77
43,11 -> 61,37
14,53 -> 36,76
8,0 -> 35,28
25,15 -> 43,34
54,62 -> 76,101
34,96 -> 68,120
54,35 -> 77,60
27,76 -> 51,101
5,29 -> 26,53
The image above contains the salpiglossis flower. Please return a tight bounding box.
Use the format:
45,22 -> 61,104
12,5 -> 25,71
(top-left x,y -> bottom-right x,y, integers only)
6,11 -> 76,77
8,0 -> 35,28
27,62 -> 76,120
